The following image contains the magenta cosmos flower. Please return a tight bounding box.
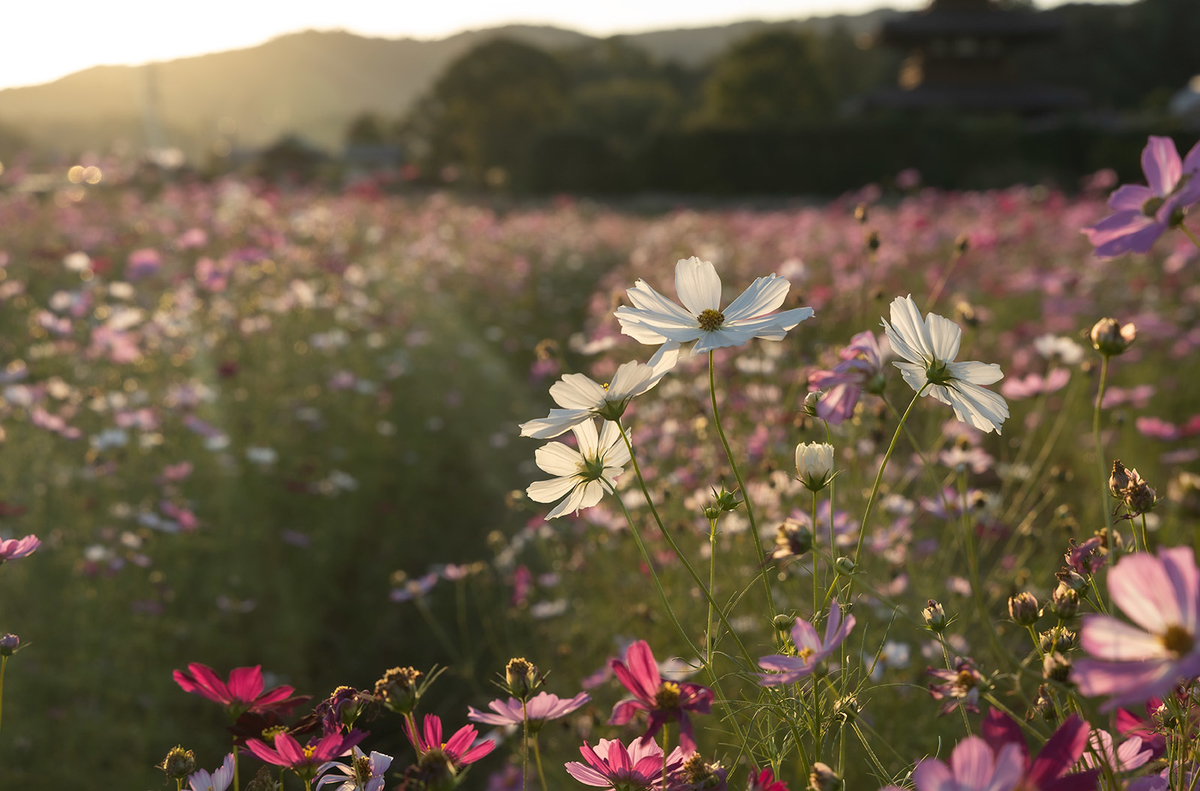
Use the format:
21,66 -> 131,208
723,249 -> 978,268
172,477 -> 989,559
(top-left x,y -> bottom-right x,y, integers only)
564,737 -> 687,790
981,710 -> 1099,791
0,534 -> 39,562
747,766 -> 790,791
757,598 -> 855,687
404,713 -> 495,768
244,730 -> 366,782
173,663 -> 297,716
911,735 -> 1025,791
1072,547 -> 1200,708
1083,136 -> 1200,258
468,691 -> 590,733
609,640 -> 713,753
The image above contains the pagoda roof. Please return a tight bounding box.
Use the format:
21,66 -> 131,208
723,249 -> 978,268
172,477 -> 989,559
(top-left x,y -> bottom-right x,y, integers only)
880,1 -> 1062,46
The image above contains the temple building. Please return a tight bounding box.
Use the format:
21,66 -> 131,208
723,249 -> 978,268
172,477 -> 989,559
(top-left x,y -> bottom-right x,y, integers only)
867,0 -> 1086,115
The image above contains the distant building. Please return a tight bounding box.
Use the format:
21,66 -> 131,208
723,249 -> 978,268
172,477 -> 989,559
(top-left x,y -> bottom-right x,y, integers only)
867,0 -> 1086,115
343,143 -> 404,180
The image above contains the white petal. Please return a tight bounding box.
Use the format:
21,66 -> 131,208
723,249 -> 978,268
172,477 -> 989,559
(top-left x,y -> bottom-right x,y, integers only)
571,420 -> 601,456
624,279 -> 697,325
948,360 -> 1004,386
894,361 -> 928,393
646,341 -> 681,379
722,275 -> 790,322
527,475 -> 577,504
615,309 -> 703,345
546,483 -> 590,519
596,420 -> 626,459
926,312 -> 962,362
945,382 -> 1009,435
674,257 -> 722,315
607,361 -> 657,401
726,307 -> 815,340
550,374 -> 607,410
885,294 -> 931,363
693,326 -> 755,354
576,479 -> 606,510
535,442 -> 582,476
520,409 -> 589,439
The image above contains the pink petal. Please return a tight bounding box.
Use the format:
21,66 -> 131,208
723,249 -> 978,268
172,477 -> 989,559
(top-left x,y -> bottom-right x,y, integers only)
618,640 -> 661,700
913,758 -> 956,791
444,725 -> 477,757
949,737 -> 995,788
1027,714 -> 1089,785
1143,136 -> 1182,196
244,739 -> 283,766
1108,553 -> 1182,633
227,666 -> 264,704
1079,615 -> 1169,661
1108,184 -> 1155,211
608,699 -> 647,725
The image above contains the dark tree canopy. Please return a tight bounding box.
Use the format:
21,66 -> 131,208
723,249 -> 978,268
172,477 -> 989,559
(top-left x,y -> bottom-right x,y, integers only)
702,29 -> 835,127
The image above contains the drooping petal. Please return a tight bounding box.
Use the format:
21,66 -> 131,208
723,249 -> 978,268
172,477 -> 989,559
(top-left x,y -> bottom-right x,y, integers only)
944,381 -> 1009,434
981,709 -> 1027,761
520,408 -> 590,439
692,326 -> 756,355
546,482 -> 591,519
608,699 -> 648,725
673,257 -> 722,315
527,475 -> 578,504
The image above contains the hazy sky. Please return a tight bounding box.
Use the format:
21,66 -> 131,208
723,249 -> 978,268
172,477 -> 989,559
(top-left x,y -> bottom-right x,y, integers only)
6,0 -> 1131,91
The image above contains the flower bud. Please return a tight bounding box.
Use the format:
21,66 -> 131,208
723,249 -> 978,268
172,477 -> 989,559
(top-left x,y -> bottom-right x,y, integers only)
834,556 -> 855,576
1039,626 -> 1078,654
0,634 -> 17,657
245,767 -> 283,791
773,613 -> 796,632
1090,318 -> 1135,357
1032,684 -> 1057,723
710,487 -> 742,514
803,391 -> 821,417
809,762 -> 843,791
374,666 -> 423,715
954,234 -> 970,254
795,442 -> 835,492
158,746 -> 197,780
1042,652 -> 1072,683
505,657 -> 539,700
1054,568 -> 1087,593
1109,460 -> 1131,496
923,600 -> 948,633
1008,592 -> 1040,626
1050,583 -> 1080,619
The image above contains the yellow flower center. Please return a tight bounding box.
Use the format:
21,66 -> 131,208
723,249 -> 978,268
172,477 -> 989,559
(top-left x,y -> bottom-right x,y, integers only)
697,309 -> 725,332
655,681 -> 682,709
797,647 -> 815,662
1161,624 -> 1195,656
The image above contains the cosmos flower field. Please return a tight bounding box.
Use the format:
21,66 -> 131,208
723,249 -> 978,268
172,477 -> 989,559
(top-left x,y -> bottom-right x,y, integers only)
3,140 -> 1200,790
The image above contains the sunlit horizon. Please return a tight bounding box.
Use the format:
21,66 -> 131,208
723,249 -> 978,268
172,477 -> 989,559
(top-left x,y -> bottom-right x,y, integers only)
4,0 -> 1133,92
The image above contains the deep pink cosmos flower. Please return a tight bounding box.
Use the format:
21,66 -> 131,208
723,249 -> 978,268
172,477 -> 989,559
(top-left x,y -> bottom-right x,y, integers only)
1072,547 -> 1200,709
1083,136 -> 1200,258
981,710 -> 1099,790
911,735 -> 1025,791
758,598 -> 856,687
0,534 -> 39,563
1115,698 -> 1168,758
747,766 -> 790,791
609,640 -> 713,753
173,663 -> 297,716
244,730 -> 366,782
468,691 -> 590,733
403,713 -> 495,768
564,737 -> 686,790
807,331 -> 888,424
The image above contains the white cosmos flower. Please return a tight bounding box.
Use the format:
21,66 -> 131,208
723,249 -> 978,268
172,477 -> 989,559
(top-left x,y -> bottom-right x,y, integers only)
615,257 -> 814,355
527,420 -> 631,520
519,343 -> 680,439
882,294 -> 1009,435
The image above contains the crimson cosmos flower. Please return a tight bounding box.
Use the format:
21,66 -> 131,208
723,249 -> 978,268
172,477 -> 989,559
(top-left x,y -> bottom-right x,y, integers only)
173,663 -> 297,717
609,640 -> 713,753
244,730 -> 366,782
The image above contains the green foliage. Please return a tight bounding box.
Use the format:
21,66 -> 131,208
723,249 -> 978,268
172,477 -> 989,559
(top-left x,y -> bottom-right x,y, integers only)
701,29 -> 835,127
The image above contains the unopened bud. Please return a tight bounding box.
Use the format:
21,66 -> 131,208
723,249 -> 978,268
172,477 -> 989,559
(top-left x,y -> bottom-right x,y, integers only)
1008,592 -> 1040,626
773,613 -> 796,632
0,634 -> 17,656
711,487 -> 742,514
1054,568 -> 1087,593
1039,626 -> 1078,653
1050,584 -> 1080,619
1109,460 -> 1131,496
834,556 -> 855,576
923,600 -> 948,632
809,761 -> 843,791
505,657 -> 538,700
1043,652 -> 1072,683
1090,318 -> 1135,357
795,442 -> 835,492
803,390 -> 821,416
374,666 -> 423,714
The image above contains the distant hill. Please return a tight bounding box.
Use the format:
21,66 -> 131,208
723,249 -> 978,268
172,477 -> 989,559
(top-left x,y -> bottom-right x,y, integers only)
0,14 -> 898,157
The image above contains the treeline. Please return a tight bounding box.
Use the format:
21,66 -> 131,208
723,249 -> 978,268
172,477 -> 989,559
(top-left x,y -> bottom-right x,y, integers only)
347,0 -> 1199,194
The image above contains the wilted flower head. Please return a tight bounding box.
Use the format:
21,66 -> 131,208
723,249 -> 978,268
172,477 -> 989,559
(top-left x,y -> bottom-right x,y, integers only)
615,257 -> 814,355
159,746 -> 198,780
374,666 -> 424,714
1109,460 -> 1156,517
928,658 -> 983,715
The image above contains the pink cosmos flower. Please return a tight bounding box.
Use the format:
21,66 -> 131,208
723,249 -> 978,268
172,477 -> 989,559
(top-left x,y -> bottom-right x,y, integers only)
1083,136 -> 1200,258
315,747 -> 392,791
0,534 -> 40,562
758,598 -> 856,688
188,754 -> 235,791
564,737 -> 686,790
981,710 -> 1099,790
245,730 -> 366,782
748,766 -> 790,791
1072,547 -> 1200,708
172,663 -> 297,716
807,330 -> 888,424
468,691 -> 590,732
1115,698 -> 1168,758
911,735 -> 1024,791
403,713 -> 495,768
927,658 -> 983,716
609,640 -> 713,753
1079,729 -> 1151,774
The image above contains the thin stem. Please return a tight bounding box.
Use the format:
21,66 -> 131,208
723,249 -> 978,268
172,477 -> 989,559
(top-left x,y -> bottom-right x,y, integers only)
812,490 -> 820,616
522,700 -> 530,791
660,724 -> 670,791
852,387 -> 926,565
0,655 -> 6,734
1182,223 -> 1200,252
941,641 -> 973,736
708,350 -> 775,618
233,748 -> 240,791
532,733 -> 549,791
1140,513 -> 1151,553
927,246 -> 964,310
1093,355 -> 1113,533
706,516 -> 718,670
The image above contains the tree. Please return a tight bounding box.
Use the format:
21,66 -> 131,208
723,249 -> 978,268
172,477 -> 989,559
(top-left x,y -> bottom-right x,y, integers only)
402,38 -> 569,187
702,29 -> 835,127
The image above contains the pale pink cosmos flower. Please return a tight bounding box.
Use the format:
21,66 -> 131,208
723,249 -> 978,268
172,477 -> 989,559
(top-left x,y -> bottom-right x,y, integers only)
187,753 -> 235,791
1072,547 -> 1200,708
757,598 -> 855,687
468,691 -> 590,732
807,331 -> 889,424
911,735 -> 1025,791
1079,729 -> 1152,774
564,737 -> 686,790
0,534 -> 40,562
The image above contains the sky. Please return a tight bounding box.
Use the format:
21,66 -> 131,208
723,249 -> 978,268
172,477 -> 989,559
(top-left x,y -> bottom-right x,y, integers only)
5,0 -> 1132,92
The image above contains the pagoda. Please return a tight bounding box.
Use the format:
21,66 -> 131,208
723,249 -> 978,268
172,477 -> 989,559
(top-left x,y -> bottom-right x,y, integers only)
868,0 -> 1085,114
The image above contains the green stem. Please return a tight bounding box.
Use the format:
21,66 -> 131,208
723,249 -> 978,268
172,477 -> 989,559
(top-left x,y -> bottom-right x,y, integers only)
660,724 -> 669,791
1182,223 -> 1200,252
1093,355 -> 1113,533
522,700 -> 530,791
706,516 -> 718,670
1141,512 -> 1151,553
233,748 -> 240,791
852,386 -> 926,565
812,490 -> 820,616
532,735 -> 549,791
0,655 -> 6,734
708,350 -> 775,618
958,473 -> 1013,672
